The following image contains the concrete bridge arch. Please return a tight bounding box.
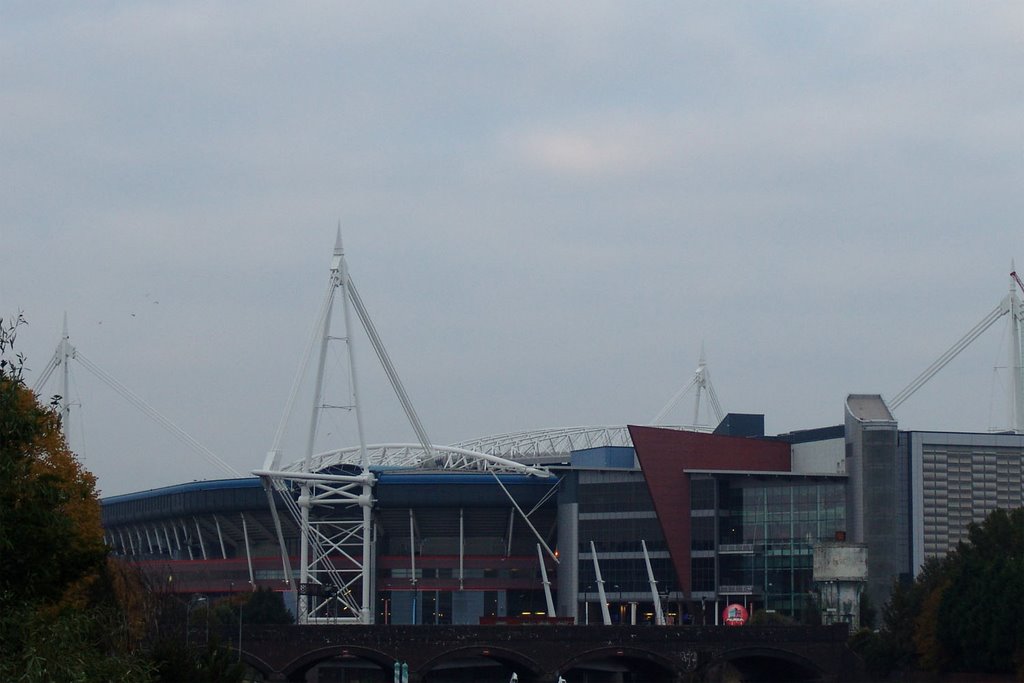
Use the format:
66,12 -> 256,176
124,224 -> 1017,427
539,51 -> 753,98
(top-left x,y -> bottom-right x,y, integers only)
237,650 -> 275,680
281,643 -> 395,681
419,645 -> 543,682
704,646 -> 826,682
230,623 -> 859,682
557,645 -> 681,681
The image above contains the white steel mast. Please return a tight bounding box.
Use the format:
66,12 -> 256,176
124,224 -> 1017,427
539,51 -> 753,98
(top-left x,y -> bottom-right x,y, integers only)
60,313 -> 73,427
261,231 -> 380,623
650,344 -> 724,428
294,230 -> 377,623
1009,265 -> 1024,431
338,235 -> 375,624
257,232 -> 551,624
891,267 -> 1024,433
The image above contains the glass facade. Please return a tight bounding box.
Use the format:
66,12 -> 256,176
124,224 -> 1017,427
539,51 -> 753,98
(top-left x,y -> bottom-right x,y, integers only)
576,470 -> 683,623
692,475 -> 845,619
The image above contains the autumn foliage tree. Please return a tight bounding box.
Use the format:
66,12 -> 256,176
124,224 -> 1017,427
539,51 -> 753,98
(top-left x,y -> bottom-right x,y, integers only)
0,314 -> 153,680
0,314 -> 107,604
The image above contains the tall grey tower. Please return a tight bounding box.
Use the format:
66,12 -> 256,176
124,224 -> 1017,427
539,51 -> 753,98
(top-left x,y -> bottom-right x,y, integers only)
844,394 -> 908,613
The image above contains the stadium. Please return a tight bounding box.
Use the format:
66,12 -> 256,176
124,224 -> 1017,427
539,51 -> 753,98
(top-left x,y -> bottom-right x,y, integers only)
95,241 -> 1024,639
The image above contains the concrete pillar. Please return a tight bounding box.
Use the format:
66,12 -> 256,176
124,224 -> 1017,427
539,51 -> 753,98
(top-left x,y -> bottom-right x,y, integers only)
556,473 -> 579,621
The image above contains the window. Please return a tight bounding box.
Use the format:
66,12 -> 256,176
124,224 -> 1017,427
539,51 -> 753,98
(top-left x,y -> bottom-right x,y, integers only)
691,557 -> 715,592
690,478 -> 716,510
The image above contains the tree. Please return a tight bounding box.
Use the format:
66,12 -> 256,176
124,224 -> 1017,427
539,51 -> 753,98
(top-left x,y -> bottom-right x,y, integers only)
858,591 -> 876,630
875,507 -> 1024,678
913,573 -> 950,672
0,314 -> 107,606
879,555 -> 951,673
149,635 -> 246,683
0,314 -> 153,681
213,586 -> 294,628
243,586 -> 294,625
936,508 -> 1024,674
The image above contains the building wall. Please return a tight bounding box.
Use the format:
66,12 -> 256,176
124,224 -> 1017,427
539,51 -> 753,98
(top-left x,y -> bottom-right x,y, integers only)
909,431 -> 1024,573
791,438 -> 846,475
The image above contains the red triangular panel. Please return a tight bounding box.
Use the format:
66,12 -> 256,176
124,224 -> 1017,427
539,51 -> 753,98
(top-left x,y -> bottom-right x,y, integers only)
627,425 -> 790,593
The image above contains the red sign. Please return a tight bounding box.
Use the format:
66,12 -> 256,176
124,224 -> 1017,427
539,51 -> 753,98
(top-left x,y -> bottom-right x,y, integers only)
722,603 -> 748,626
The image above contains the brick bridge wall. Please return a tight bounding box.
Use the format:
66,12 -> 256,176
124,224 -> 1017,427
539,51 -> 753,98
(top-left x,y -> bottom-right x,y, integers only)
232,623 -> 862,682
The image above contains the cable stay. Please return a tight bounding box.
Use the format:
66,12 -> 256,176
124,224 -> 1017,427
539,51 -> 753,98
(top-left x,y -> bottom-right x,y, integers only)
889,303 -> 1005,409
890,267 -> 1024,433
33,316 -> 240,478
347,278 -> 433,455
74,353 -> 240,477
490,470 -> 559,565
259,230 -> 555,626
650,344 -> 725,428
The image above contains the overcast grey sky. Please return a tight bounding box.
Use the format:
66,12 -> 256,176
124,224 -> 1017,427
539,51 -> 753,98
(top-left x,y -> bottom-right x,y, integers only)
3,2 -> 1023,496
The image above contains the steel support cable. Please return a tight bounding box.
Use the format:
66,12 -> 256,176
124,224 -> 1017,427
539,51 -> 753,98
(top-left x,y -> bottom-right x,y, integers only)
526,475 -> 563,517
706,376 -> 724,423
266,282 -> 336,470
269,477 -> 308,535
346,277 -> 433,454
891,303 -> 1007,409
73,352 -> 240,477
273,480 -> 304,512
650,376 -> 700,424
31,352 -> 61,394
491,471 -> 559,563
260,478 -> 296,590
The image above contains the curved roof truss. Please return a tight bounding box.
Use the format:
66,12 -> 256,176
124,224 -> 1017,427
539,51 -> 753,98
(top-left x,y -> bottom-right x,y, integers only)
451,424 -> 702,459
278,443 -> 552,478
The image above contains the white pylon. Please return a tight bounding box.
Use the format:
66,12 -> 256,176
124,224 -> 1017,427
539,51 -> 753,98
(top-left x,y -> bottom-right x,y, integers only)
650,344 -> 724,428
255,233 -> 554,624
261,230 -> 381,624
890,267 -> 1024,433
1008,263 -> 1024,432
